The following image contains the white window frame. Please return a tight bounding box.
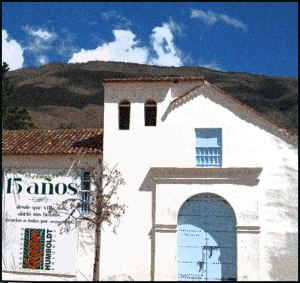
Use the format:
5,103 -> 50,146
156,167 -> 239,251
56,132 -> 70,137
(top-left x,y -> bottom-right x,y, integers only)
81,170 -> 91,214
195,128 -> 222,167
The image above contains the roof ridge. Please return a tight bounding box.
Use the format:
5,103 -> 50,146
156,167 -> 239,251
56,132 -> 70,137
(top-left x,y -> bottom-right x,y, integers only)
103,76 -> 204,83
207,82 -> 298,138
170,81 -> 297,138
171,82 -> 204,103
2,127 -> 103,133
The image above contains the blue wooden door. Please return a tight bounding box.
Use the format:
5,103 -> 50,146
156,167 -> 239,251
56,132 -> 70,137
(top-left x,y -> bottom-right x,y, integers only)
177,194 -> 236,281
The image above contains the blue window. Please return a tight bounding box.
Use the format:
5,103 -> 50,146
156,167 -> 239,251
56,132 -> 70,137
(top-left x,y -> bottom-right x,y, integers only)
195,129 -> 222,167
81,170 -> 91,214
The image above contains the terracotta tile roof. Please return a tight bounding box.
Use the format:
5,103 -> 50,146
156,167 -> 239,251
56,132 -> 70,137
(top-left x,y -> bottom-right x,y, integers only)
172,81 -> 298,138
171,82 -> 205,103
103,76 -> 204,83
206,82 -> 298,137
2,128 -> 103,156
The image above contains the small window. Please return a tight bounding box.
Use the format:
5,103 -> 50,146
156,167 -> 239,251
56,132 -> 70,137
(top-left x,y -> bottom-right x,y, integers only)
81,170 -> 91,214
195,129 -> 222,167
145,100 -> 157,126
119,100 -> 130,130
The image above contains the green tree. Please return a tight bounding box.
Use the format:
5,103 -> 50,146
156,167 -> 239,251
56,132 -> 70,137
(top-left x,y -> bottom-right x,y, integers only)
2,62 -> 34,130
56,122 -> 79,129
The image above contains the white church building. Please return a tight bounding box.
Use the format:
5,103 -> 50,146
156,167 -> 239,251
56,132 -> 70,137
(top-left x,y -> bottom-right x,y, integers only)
2,76 -> 298,281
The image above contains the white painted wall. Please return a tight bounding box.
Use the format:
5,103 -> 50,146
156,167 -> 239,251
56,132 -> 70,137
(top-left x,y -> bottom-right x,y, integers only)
2,154 -> 100,282
2,80 -> 297,281
102,81 -> 298,281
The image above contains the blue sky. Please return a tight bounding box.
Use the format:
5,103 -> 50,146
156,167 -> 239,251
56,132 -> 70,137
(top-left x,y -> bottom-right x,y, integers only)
2,2 -> 298,78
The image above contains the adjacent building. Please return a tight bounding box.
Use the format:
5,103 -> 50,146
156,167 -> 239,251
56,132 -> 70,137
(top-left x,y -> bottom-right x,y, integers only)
2,129 -> 102,281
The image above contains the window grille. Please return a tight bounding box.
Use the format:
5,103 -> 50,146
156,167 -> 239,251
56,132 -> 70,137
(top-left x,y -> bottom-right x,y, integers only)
145,100 -> 157,126
195,129 -> 222,167
81,170 -> 91,214
119,100 -> 130,130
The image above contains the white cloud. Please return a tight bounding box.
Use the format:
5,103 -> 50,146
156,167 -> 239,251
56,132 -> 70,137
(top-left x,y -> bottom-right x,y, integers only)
30,29 -> 53,41
3,18 -> 226,71
101,11 -> 132,30
37,55 -> 49,65
167,17 -> 187,39
68,18 -> 189,67
21,25 -> 59,66
191,9 -> 247,31
22,25 -> 57,51
148,17 -> 192,67
219,14 -> 247,31
148,22 -> 183,67
21,25 -> 80,66
68,30 -> 148,64
191,10 -> 218,26
89,21 -> 97,26
2,29 -> 24,70
198,59 -> 226,72
56,28 -> 80,57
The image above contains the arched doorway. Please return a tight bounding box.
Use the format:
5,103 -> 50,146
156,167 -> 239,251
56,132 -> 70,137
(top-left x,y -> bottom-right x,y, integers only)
177,194 -> 237,281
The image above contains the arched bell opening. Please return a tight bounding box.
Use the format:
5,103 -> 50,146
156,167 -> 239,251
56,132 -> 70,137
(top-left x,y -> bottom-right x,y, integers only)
119,99 -> 131,130
145,99 -> 157,126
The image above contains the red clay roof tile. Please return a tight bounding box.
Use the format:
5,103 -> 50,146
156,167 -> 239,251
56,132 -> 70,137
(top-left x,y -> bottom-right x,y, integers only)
2,128 -> 103,156
171,82 -> 205,103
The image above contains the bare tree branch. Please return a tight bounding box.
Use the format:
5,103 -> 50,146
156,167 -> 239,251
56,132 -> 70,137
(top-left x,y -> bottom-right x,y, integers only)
46,156 -> 127,281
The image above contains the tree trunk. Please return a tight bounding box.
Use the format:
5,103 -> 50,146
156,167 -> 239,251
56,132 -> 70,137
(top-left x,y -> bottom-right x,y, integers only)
93,223 -> 101,281
93,158 -> 103,281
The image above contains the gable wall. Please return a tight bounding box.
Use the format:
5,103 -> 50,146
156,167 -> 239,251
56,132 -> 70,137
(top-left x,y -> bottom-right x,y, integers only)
102,81 -> 298,281
104,82 -> 291,169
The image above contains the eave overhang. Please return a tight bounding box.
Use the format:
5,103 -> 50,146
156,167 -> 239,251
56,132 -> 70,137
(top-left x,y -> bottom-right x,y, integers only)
150,167 -> 263,186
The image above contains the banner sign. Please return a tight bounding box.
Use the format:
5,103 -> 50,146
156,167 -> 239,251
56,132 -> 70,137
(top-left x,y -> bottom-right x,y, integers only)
2,169 -> 81,275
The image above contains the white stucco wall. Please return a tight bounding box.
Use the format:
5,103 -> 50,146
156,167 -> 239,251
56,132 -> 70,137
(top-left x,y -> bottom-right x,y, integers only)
102,81 -> 298,281
2,154 -> 100,282
2,80 -> 297,281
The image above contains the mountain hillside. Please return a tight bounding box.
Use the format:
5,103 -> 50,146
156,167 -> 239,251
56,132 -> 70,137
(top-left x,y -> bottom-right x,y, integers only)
7,61 -> 298,134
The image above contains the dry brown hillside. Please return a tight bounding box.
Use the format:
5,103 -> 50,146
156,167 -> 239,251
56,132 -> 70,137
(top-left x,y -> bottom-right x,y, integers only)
7,61 -> 298,134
